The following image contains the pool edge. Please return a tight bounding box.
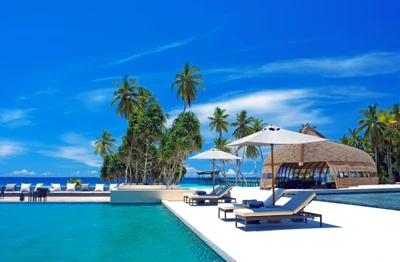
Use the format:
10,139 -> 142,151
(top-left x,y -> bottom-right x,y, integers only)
162,200 -> 235,262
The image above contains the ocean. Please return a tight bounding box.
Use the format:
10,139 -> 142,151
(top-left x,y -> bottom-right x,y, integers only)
0,176 -> 259,188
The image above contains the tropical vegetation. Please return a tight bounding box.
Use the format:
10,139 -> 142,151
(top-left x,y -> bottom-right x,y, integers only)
94,65 -> 400,187
97,72 -> 203,186
340,103 -> 400,184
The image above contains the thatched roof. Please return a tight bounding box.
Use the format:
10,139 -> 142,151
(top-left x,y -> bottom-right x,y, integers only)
390,122 -> 400,129
262,127 -> 376,173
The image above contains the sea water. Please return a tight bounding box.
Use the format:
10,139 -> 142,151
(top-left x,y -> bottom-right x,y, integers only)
0,177 -> 212,188
317,192 -> 400,211
1,203 -> 223,262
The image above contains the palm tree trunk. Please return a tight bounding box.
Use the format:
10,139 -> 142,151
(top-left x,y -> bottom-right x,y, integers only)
126,134 -> 135,184
143,143 -> 149,184
258,146 -> 264,162
125,166 -> 129,184
374,146 -> 378,173
128,165 -> 132,185
254,159 -> 258,181
388,142 -> 394,184
135,161 -> 139,185
178,164 -> 184,183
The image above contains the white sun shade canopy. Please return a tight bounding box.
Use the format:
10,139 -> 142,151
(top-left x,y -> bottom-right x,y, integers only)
227,125 -> 327,146
189,148 -> 241,160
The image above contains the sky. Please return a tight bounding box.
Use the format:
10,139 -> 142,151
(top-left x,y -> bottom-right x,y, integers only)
1,0 -> 399,178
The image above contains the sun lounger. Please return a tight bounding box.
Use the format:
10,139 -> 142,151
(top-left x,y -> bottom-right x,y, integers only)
218,188 -> 286,219
183,185 -> 223,203
187,186 -> 235,206
33,188 -> 49,202
0,186 -> 5,199
234,191 -> 322,231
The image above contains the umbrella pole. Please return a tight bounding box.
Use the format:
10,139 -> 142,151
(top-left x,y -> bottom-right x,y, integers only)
271,144 -> 275,205
212,159 -> 215,193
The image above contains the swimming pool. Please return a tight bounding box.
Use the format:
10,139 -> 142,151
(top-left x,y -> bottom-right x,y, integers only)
316,192 -> 400,211
1,203 -> 223,262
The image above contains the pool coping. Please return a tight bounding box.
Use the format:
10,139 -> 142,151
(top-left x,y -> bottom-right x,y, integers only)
162,200 -> 235,262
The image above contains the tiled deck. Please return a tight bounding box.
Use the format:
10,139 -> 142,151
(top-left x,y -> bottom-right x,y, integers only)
163,187 -> 400,262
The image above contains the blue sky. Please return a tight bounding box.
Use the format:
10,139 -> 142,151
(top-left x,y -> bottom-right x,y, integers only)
1,0 -> 399,178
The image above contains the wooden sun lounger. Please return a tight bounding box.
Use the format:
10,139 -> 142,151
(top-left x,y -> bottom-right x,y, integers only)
183,185 -> 223,203
187,186 -> 235,206
234,191 -> 322,231
218,188 -> 286,219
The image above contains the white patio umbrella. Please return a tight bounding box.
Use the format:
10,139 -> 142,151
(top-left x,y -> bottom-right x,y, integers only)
228,125 -> 327,205
189,148 -> 241,192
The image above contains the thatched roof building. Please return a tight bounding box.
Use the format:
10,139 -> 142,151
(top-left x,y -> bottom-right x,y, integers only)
261,127 -> 377,189
390,122 -> 400,129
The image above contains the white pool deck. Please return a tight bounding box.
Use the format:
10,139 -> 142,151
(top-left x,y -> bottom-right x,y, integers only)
163,187 -> 400,262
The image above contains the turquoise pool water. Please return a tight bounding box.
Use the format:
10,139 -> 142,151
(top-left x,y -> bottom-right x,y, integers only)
1,203 -> 223,262
316,192 -> 400,211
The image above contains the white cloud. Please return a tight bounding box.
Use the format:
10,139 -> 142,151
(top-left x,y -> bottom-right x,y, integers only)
13,169 -> 35,175
89,76 -> 123,82
60,132 -> 88,145
42,172 -> 51,176
90,170 -> 97,174
74,171 -> 81,175
184,166 -> 199,174
168,88 -> 330,138
226,169 -> 235,175
39,146 -> 102,168
39,132 -> 103,168
0,109 -> 33,127
113,39 -> 191,65
33,88 -> 58,96
0,141 -> 25,157
76,88 -> 114,108
169,86 -> 385,146
206,52 -> 400,81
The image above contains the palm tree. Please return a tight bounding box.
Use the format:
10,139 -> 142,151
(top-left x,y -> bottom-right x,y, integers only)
110,75 -> 144,120
94,130 -> 116,158
339,134 -> 351,145
231,110 -> 255,185
171,62 -> 205,112
392,103 -> 400,121
208,107 -> 230,139
251,118 -> 267,162
213,137 -> 232,182
137,86 -> 157,112
378,109 -> 397,183
213,137 -> 232,154
347,128 -> 364,149
357,104 -> 387,170
231,110 -> 255,139
383,128 -> 400,183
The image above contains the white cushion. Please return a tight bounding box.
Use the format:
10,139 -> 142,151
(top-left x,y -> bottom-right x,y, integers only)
66,183 -> 76,191
95,184 -> 104,191
5,184 -> 16,191
51,183 -> 61,191
109,184 -> 118,191
34,183 -> 44,191
20,183 -> 31,192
